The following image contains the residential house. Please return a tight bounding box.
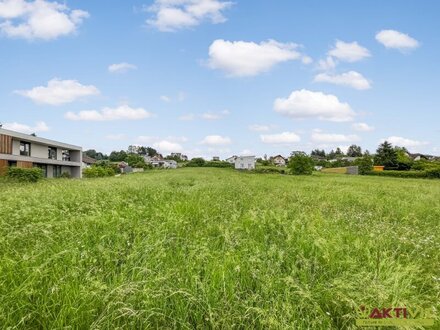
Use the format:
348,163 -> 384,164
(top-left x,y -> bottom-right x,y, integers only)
170,152 -> 188,161
82,155 -> 96,168
212,156 -> 220,161
0,128 -> 82,178
235,156 -> 255,170
271,155 -> 287,166
225,155 -> 237,164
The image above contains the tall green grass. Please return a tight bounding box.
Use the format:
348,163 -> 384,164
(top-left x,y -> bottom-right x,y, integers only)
0,168 -> 439,328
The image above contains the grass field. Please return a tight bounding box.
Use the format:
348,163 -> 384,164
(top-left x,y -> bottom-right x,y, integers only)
0,168 -> 439,329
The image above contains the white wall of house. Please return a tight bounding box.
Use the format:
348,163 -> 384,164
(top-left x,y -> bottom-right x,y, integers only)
235,156 -> 255,170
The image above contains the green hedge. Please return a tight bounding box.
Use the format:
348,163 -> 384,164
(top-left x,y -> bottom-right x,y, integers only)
366,169 -> 440,179
83,166 -> 115,178
252,167 -> 285,174
7,167 -> 43,182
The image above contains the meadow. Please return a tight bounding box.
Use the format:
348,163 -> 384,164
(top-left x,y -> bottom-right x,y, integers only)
0,168 -> 439,329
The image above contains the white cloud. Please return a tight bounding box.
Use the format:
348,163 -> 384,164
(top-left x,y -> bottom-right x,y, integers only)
352,122 -> 375,132
153,140 -> 183,152
108,62 -> 137,73
201,109 -> 229,120
260,132 -> 301,144
105,134 -> 126,141
248,124 -> 271,132
375,29 -> 419,51
207,39 -> 304,77
179,113 -> 195,121
65,105 -> 153,121
314,71 -> 371,90
383,136 -> 429,149
274,89 -> 355,122
311,132 -> 360,143
301,55 -> 313,64
146,0 -> 233,32
200,135 -> 231,145
239,149 -> 253,156
160,95 -> 171,102
0,0 -> 88,40
136,135 -> 156,143
328,40 -> 371,62
317,56 -> 336,71
16,78 -> 99,105
3,120 -> 49,134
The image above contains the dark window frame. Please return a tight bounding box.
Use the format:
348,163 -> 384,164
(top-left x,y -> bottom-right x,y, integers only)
48,146 -> 57,160
20,141 -> 31,156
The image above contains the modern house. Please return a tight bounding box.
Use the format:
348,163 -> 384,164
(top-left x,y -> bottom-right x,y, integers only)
271,155 -> 287,166
212,156 -> 220,161
0,128 -> 82,178
234,156 -> 255,170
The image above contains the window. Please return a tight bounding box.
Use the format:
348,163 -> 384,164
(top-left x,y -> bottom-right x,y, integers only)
53,165 -> 61,178
48,147 -> 57,160
62,150 -> 70,161
8,161 -> 17,167
20,141 -> 31,156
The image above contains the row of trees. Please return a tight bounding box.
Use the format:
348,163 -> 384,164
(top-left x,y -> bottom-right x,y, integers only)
84,145 -> 159,162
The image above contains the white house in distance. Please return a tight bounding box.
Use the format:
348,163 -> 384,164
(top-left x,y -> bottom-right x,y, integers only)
272,155 -> 287,166
234,156 -> 255,170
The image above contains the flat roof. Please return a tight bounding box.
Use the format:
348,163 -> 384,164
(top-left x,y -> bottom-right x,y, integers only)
0,128 -> 82,150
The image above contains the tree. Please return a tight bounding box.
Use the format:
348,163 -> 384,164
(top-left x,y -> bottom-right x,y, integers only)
186,157 -> 206,167
395,146 -> 413,170
126,153 -> 145,167
311,149 -> 326,158
146,147 -> 158,157
335,147 -> 344,157
355,153 -> 373,174
109,150 -> 127,162
347,144 -> 362,157
374,141 -> 398,169
127,145 -> 139,154
288,151 -> 314,175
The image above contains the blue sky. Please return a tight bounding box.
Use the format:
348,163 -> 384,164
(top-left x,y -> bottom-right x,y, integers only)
1,0 -> 439,158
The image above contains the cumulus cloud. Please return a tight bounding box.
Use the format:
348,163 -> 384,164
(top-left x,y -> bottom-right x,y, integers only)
248,124 -> 271,132
311,132 -> 360,143
0,0 -> 89,40
314,71 -> 371,90
105,134 -> 126,141
352,122 -> 375,132
3,120 -> 49,134
375,29 -> 419,51
200,135 -> 231,145
328,40 -> 371,62
274,89 -> 355,122
317,56 -> 337,71
146,0 -> 233,32
383,136 -> 428,149
260,131 -> 301,144
65,105 -> 153,121
153,140 -> 183,152
178,113 -> 195,121
201,109 -> 229,120
207,39 -> 305,77
16,78 -> 99,105
108,62 -> 137,73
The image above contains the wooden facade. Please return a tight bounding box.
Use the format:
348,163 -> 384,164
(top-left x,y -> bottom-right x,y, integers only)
0,134 -> 13,154
0,159 -> 7,176
17,161 -> 33,168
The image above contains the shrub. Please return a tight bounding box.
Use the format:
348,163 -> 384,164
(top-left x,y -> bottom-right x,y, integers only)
288,153 -> 314,175
7,167 -> 43,182
204,161 -> 233,168
186,158 -> 206,167
83,166 -> 115,178
366,170 -> 426,179
354,154 -> 373,175
60,172 -> 71,179
253,167 -> 285,174
425,167 -> 440,178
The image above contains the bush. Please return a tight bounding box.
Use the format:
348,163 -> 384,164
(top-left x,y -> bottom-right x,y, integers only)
204,161 -> 233,168
354,154 -> 373,175
60,172 -> 71,179
7,167 -> 43,182
425,167 -> 440,178
83,166 -> 115,178
186,158 -> 206,167
366,170 -> 427,179
288,153 -> 314,175
253,167 -> 285,174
